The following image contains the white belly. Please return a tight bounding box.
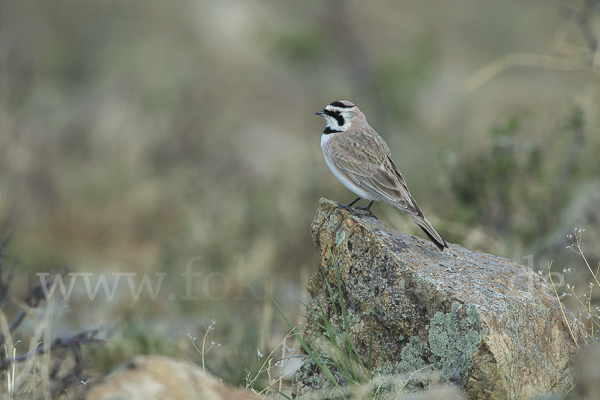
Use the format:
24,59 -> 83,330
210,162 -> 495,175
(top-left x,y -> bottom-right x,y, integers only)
321,134 -> 377,201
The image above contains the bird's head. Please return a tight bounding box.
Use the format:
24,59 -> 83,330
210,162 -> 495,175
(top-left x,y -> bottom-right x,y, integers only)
315,100 -> 364,133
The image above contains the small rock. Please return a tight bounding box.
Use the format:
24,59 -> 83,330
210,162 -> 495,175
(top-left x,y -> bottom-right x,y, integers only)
84,355 -> 258,400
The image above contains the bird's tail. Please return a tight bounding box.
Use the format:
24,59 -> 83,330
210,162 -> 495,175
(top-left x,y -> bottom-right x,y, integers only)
409,214 -> 448,251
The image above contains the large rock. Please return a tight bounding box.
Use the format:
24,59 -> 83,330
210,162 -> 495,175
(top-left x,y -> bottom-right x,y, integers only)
293,199 -> 585,400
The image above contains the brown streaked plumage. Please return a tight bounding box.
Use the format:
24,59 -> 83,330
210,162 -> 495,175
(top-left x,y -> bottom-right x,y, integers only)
316,100 -> 448,251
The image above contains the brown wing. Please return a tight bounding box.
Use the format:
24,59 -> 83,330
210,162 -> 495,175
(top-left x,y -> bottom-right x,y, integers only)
329,146 -> 421,216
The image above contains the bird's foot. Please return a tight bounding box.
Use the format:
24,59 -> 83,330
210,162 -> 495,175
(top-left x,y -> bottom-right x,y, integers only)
336,202 -> 360,216
355,207 -> 377,219
355,201 -> 378,219
335,197 -> 361,211
335,198 -> 377,219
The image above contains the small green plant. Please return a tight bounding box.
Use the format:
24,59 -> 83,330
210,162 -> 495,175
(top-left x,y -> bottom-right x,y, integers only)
306,266 -> 374,385
186,316 -> 300,399
242,331 -> 298,399
188,319 -> 221,374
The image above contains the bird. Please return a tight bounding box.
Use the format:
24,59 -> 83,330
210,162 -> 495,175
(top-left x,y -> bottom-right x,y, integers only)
316,100 -> 448,251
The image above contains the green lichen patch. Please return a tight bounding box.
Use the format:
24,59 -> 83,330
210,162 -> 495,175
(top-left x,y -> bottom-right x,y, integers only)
391,302 -> 483,389
398,336 -> 428,373
427,302 -> 483,384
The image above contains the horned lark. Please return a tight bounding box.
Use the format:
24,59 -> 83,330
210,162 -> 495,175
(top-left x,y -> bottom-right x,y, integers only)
316,100 -> 448,251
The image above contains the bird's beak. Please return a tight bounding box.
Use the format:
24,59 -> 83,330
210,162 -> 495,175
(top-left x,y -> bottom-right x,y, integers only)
315,110 -> 325,116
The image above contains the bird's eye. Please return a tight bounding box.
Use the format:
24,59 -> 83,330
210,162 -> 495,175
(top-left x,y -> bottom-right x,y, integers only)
334,111 -> 341,115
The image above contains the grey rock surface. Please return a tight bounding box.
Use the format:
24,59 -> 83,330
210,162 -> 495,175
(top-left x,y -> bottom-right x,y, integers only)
293,199 -> 585,400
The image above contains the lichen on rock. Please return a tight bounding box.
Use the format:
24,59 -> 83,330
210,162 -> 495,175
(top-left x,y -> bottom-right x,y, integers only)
427,302 -> 483,383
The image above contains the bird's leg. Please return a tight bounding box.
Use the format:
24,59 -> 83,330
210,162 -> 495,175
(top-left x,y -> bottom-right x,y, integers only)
337,197 -> 361,210
356,200 -> 377,219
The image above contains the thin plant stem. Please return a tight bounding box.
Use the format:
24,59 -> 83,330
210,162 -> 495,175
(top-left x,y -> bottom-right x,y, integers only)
547,261 -> 579,348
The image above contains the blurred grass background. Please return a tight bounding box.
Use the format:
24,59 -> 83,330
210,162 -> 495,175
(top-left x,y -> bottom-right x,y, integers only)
0,0 -> 599,387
